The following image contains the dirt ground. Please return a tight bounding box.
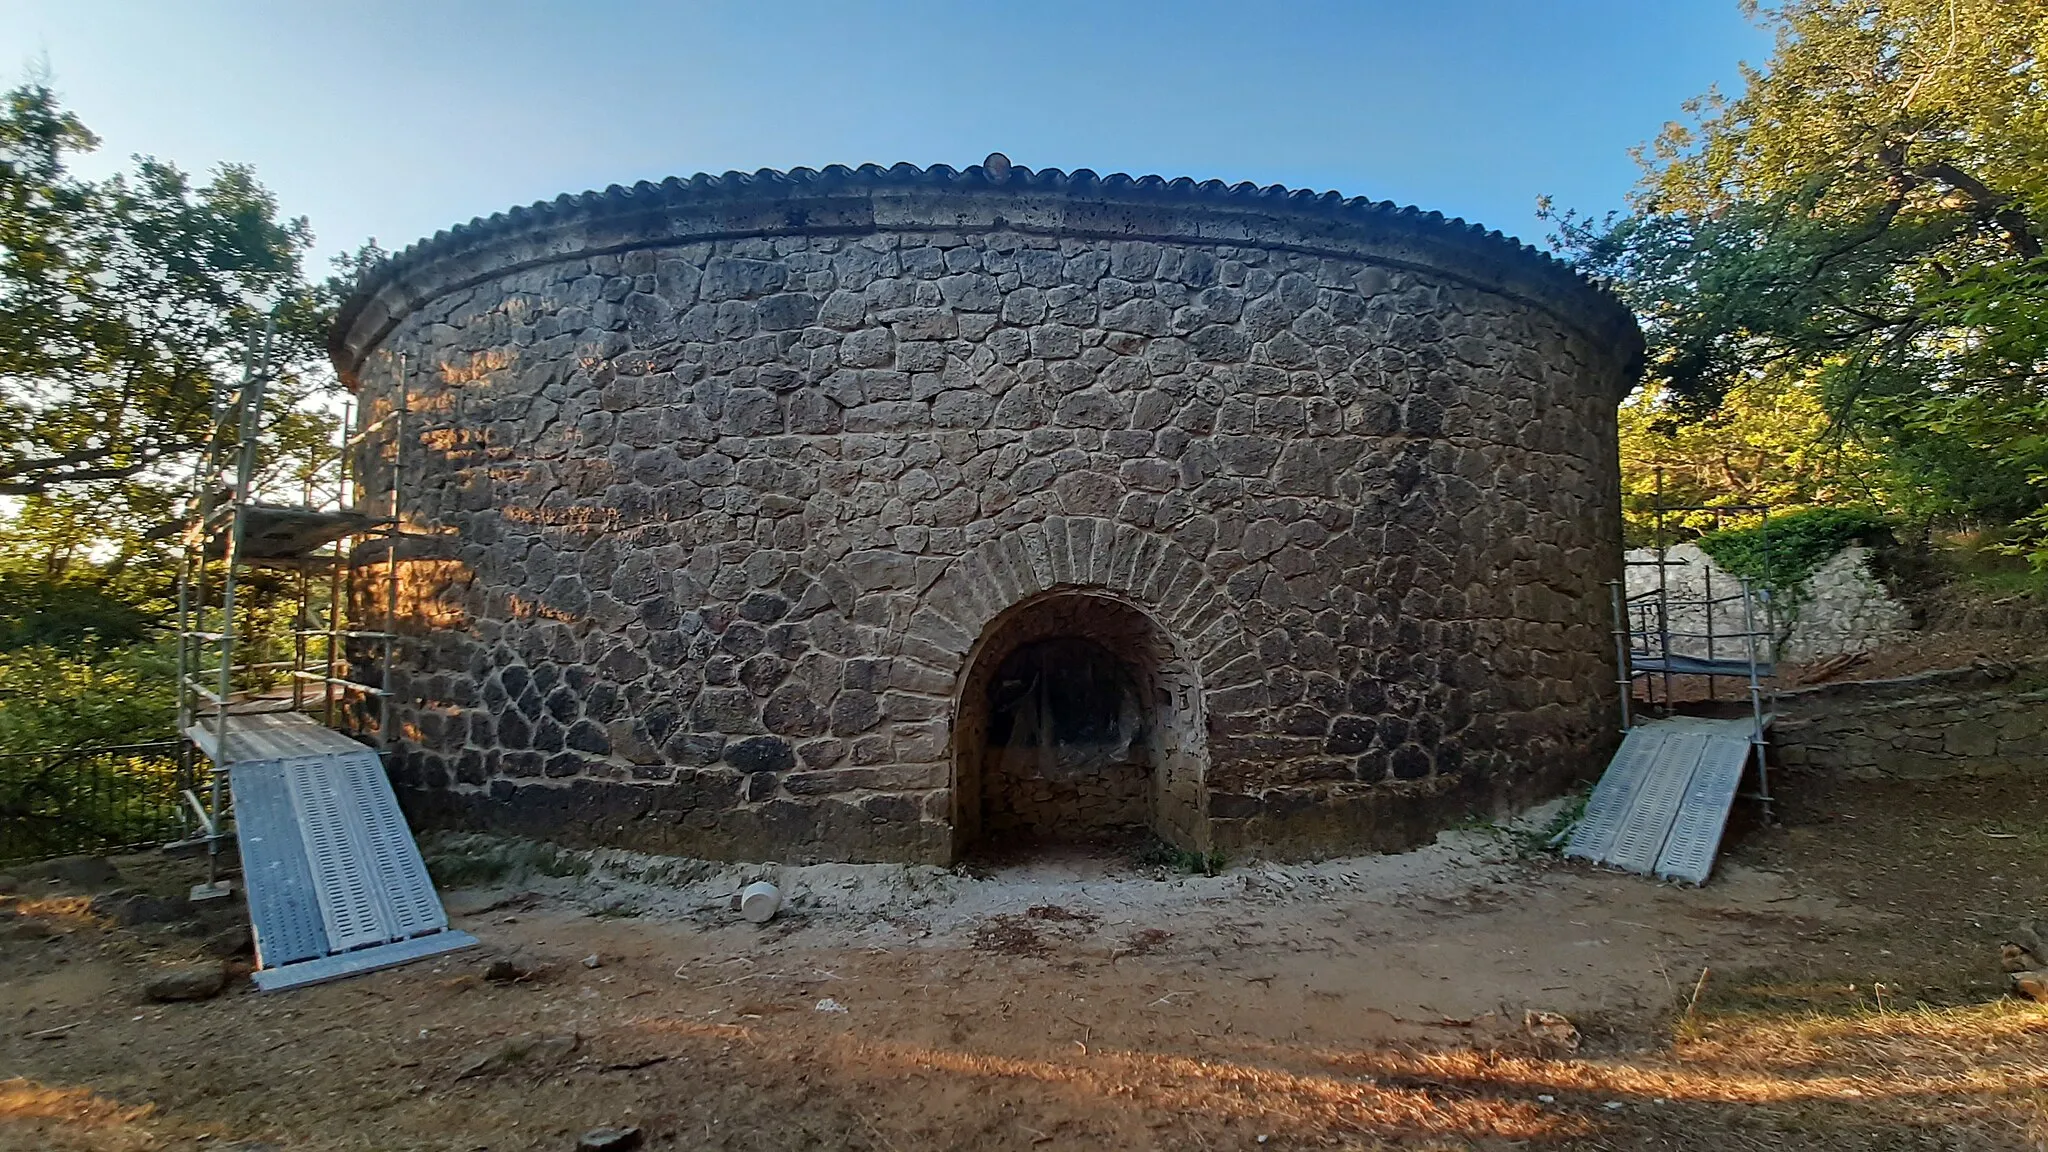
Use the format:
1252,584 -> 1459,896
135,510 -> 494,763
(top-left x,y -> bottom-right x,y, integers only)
5,765 -> 2048,1152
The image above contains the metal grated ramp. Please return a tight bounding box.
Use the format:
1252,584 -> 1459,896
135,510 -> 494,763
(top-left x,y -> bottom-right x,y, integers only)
1564,716 -> 1761,885
221,714 -> 473,992
1656,731 -> 1754,884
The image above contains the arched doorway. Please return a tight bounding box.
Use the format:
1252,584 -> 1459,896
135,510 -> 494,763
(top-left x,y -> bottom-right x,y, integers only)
951,591 -> 1207,860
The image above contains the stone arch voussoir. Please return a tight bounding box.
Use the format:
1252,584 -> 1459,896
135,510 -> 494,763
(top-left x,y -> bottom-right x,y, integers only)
910,517 -> 1271,724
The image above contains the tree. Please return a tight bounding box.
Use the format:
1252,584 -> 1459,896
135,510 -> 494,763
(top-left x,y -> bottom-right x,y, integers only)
0,82 -> 337,539
1617,372 -> 1881,543
0,82 -> 367,760
1548,0 -> 2048,562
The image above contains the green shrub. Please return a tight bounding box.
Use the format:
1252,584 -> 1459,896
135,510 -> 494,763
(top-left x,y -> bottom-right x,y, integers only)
1696,507 -> 1892,595
0,642 -> 178,754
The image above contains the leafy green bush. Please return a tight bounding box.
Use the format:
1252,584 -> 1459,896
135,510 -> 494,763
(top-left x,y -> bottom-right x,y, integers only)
0,572 -> 162,649
1696,507 -> 1892,595
0,642 -> 179,754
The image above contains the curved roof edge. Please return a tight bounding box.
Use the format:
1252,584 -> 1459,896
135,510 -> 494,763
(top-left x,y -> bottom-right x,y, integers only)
331,159 -> 1644,391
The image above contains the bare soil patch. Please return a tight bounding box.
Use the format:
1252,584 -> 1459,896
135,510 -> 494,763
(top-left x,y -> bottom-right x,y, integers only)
4,772 -> 2045,1150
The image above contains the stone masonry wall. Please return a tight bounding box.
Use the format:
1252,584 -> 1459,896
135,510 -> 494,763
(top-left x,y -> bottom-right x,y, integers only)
332,164 -> 1639,864
1775,661 -> 2048,778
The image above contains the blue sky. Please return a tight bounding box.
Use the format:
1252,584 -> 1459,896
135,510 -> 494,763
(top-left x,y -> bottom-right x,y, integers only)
1,1 -> 1771,271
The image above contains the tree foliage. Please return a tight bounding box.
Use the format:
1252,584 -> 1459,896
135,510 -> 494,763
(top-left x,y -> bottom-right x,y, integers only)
1618,373 -> 1880,542
1549,0 -> 2048,566
0,82 -> 356,588
0,81 -> 365,757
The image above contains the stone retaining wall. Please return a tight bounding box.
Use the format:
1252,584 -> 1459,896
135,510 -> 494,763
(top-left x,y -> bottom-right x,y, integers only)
1774,662 -> 2048,778
1622,543 -> 1911,664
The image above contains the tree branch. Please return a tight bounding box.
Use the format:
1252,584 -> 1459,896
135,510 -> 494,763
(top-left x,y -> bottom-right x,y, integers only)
1909,160 -> 2043,259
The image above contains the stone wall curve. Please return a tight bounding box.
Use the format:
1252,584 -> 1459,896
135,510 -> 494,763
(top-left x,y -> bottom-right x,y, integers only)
336,160 -> 1638,863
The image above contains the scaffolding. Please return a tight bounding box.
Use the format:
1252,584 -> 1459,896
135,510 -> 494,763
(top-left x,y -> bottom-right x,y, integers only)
1607,469 -> 1777,821
171,322 -> 406,897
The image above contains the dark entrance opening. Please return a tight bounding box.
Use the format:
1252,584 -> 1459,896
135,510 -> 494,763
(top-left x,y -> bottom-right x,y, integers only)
951,591 -> 1207,861
981,636 -> 1151,846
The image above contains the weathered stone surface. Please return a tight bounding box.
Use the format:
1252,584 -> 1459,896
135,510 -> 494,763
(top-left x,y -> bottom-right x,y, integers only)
203,923 -> 255,959
1626,543 -> 1912,664
335,165 -> 1635,865
578,1126 -> 645,1152
1775,660 -> 2048,778
145,961 -> 228,1002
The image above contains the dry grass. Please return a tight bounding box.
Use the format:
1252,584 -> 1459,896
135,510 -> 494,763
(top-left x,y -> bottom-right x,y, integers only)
0,1078 -> 158,1152
626,999 -> 2048,1147
4,895 -> 98,933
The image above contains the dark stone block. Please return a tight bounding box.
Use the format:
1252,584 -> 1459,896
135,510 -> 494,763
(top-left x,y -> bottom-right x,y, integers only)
691,688 -> 757,732
498,711 -> 532,749
546,685 -> 581,723
1347,677 -> 1386,714
1377,715 -> 1409,748
861,793 -> 920,822
726,735 -> 795,774
738,653 -> 790,696
831,689 -> 882,735
720,621 -> 767,658
532,717 -> 565,753
646,630 -> 689,668
843,658 -> 889,691
665,732 -> 726,765
1209,792 -> 1260,819
567,719 -> 611,755
640,597 -> 679,630
585,681 -> 625,722
1390,745 -> 1431,780
1280,706 -> 1330,737
739,592 -> 790,624
763,684 -> 824,737
1327,716 -> 1375,756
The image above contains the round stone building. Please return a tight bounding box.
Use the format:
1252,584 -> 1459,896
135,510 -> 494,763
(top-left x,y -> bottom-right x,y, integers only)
330,158 -> 1641,864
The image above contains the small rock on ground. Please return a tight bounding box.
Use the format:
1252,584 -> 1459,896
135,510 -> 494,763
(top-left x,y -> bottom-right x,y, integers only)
578,1127 -> 644,1151
203,924 -> 255,958
3,915 -> 53,941
1523,1009 -> 1581,1053
145,961 -> 228,1002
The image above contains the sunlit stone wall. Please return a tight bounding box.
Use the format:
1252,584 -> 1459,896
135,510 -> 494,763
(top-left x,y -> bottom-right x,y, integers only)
332,161 -> 1641,864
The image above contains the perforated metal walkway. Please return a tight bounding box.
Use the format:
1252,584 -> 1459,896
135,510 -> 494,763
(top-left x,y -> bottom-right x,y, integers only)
210,712 -> 474,991
1564,715 -> 1763,885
